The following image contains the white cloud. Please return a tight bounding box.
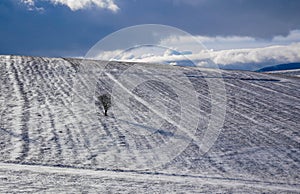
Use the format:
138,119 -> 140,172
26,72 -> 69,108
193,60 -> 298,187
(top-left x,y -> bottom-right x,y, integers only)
50,0 -> 119,12
160,30 -> 300,51
21,0 -> 44,11
20,0 -> 119,12
273,30 -> 300,42
209,43 -> 300,70
155,31 -> 300,70
94,42 -> 300,71
21,0 -> 35,6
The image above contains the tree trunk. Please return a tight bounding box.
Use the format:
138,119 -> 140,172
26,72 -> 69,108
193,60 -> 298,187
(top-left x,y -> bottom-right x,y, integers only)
104,109 -> 108,116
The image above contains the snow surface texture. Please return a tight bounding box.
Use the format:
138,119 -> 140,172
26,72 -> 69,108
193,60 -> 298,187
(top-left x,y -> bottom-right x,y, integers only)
0,55 -> 299,193
267,68 -> 300,78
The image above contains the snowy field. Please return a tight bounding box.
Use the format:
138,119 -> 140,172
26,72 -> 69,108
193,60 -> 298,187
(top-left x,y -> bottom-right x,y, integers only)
0,55 -> 299,193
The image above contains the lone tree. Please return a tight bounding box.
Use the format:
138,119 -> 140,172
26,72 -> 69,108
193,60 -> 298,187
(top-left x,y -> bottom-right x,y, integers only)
98,93 -> 112,116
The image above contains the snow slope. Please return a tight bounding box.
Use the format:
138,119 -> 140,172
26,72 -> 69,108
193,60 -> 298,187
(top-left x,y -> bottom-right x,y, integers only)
0,55 -> 299,193
266,68 -> 300,78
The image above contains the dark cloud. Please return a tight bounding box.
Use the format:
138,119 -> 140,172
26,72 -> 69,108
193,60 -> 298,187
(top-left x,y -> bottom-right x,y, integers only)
0,0 -> 299,57
116,0 -> 300,38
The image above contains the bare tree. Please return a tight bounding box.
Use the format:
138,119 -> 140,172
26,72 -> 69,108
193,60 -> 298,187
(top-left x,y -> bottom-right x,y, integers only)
98,94 -> 111,116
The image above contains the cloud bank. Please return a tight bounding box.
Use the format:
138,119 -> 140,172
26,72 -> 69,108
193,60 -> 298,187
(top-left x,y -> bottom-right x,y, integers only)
210,43 -> 300,70
160,30 -> 300,51
93,30 -> 300,71
20,0 -> 119,12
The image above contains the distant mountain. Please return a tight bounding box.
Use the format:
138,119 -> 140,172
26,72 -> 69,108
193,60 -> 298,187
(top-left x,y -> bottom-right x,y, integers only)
256,62 -> 300,72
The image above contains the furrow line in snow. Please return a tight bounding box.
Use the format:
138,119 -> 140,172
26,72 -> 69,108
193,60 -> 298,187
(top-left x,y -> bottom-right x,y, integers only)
243,79 -> 300,103
0,58 -> 14,160
225,80 -> 300,130
10,60 -> 30,162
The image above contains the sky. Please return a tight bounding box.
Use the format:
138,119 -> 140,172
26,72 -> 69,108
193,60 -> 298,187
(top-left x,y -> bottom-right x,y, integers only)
1,0 -> 300,70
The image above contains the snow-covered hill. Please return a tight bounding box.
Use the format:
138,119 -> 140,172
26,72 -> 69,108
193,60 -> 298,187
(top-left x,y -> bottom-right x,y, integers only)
0,55 -> 299,193
266,68 -> 300,78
